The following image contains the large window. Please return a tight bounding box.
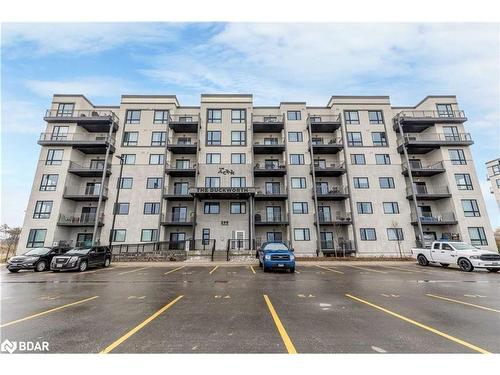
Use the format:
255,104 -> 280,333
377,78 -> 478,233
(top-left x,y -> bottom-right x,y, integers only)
230,202 -> 246,214
207,131 -> 221,145
231,177 -> 246,187
151,132 -> 167,146
205,177 -> 220,188
206,153 -> 221,164
375,154 -> 391,165
449,149 -> 467,165
207,109 -> 222,123
437,104 -> 454,117
204,202 -> 220,214
114,203 -> 129,215
153,110 -> 169,124
347,132 -> 363,147
379,177 -> 395,189
387,228 -> 404,241
27,229 -> 46,248
462,199 -> 480,217
119,177 -> 133,189
122,154 -> 136,165
231,131 -> 246,146
345,111 -> 360,125
455,173 -> 473,190
368,110 -> 384,124
287,111 -> 301,121
293,202 -> 309,214
149,154 -> 164,165
123,132 -> 139,146
143,202 -> 160,215
371,132 -> 388,147
46,149 -> 63,165
290,154 -> 305,165
468,227 -> 488,246
56,103 -> 74,117
111,229 -> 126,242
141,229 -> 158,242
33,201 -> 53,219
353,177 -> 369,189
294,228 -> 310,241
125,110 -> 141,124
360,228 -> 377,241
231,109 -> 246,123
288,132 -> 303,142
40,174 -> 58,191
383,202 -> 399,214
291,177 -> 307,189
357,202 -> 373,214
146,177 -> 162,189
351,154 -> 366,165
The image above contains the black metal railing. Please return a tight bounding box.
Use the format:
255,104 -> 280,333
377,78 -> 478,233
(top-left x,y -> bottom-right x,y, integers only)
396,110 -> 466,120
320,240 -> 356,257
45,109 -> 119,123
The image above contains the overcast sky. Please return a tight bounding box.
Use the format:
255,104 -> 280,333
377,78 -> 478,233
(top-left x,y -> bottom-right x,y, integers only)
1,23 -> 499,228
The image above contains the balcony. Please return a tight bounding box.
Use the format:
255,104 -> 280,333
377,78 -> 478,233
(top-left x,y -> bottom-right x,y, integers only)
402,161 -> 445,177
165,163 -> 197,177
252,115 -> 284,133
320,240 -> 356,256
253,139 -> 285,154
163,187 -> 194,201
68,161 -> 111,177
63,185 -> 108,201
406,185 -> 451,200
57,213 -> 104,227
44,109 -> 119,132
168,114 -> 199,133
315,212 -> 352,226
308,114 -> 342,132
255,214 -> 289,226
254,189 -> 288,201
160,213 -> 195,227
38,132 -> 116,154
312,162 -> 346,177
167,139 -> 198,154
253,163 -> 286,177
315,186 -> 349,201
190,186 -> 256,199
411,212 -> 458,226
311,137 -> 343,154
394,110 -> 467,132
397,133 -> 473,154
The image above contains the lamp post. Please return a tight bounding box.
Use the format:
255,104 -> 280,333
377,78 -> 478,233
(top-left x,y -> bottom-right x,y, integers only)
109,154 -> 125,247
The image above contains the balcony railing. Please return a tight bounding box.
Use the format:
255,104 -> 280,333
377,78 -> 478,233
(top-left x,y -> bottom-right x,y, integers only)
252,115 -> 284,123
254,163 -> 286,171
255,213 -> 287,223
165,162 -> 196,170
58,213 -> 104,226
315,185 -> 349,196
402,161 -> 444,172
320,240 -> 356,256
318,212 -> 352,223
396,110 -> 466,120
406,185 -> 450,196
308,114 -> 341,123
44,109 -> 119,123
411,212 -> 457,224
398,133 -> 472,146
161,212 -> 195,224
39,132 -> 116,145
169,114 -> 200,124
68,161 -> 110,173
311,137 -> 343,145
64,185 -> 108,197
167,138 -> 198,145
313,162 -> 346,170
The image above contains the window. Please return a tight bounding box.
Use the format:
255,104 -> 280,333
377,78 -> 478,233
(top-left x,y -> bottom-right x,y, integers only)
383,202 -> 400,214
231,109 -> 246,123
379,177 -> 395,189
455,173 -> 473,190
437,104 -> 453,117
231,131 -> 246,146
231,153 -> 246,164
141,229 -> 158,242
207,131 -> 221,145
387,228 -> 404,241
56,103 -> 74,117
287,111 -> 301,121
51,126 -> 69,140
206,153 -> 221,164
449,149 -> 467,165
288,132 -> 303,142
294,228 -> 310,241
293,202 -> 308,214
230,202 -> 246,214
231,177 -> 246,187
345,111 -> 360,124
360,228 -> 377,241
468,227 -> 487,246
375,154 -> 391,165
368,110 -> 384,124
357,202 -> 373,214
497,179 -> 500,188
151,132 -> 166,146
205,177 -> 220,188
174,182 -> 189,195
204,202 -> 220,214
114,203 -> 129,215
492,164 -> 500,175
143,202 -> 160,215
119,177 -> 133,189
462,199 -> 480,217
153,110 -> 169,124
291,177 -> 307,189
290,154 -> 304,165
111,229 -> 126,242
353,177 -> 369,189
123,132 -> 138,146
207,109 -> 222,123
46,149 -> 63,165
347,132 -> 363,147
202,229 -> 210,245
27,229 -> 46,248
149,154 -> 164,165
125,110 -> 141,124
40,174 -> 58,191
33,201 -> 52,219
146,177 -> 162,189
372,132 -> 388,147
122,154 -> 136,165
351,154 -> 366,165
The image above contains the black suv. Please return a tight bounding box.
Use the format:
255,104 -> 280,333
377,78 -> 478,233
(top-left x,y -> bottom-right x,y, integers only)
7,246 -> 70,272
50,246 -> 112,272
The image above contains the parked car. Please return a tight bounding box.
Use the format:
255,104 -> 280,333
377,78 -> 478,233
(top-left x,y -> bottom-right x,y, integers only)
411,241 -> 500,272
7,246 -> 71,273
50,246 -> 112,272
257,241 -> 295,273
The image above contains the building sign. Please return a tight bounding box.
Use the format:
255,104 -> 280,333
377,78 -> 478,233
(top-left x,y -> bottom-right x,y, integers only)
192,187 -> 255,194
218,167 -> 235,175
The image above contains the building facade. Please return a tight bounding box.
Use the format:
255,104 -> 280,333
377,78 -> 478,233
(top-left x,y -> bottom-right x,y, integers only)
18,94 -> 496,256
486,158 -> 500,210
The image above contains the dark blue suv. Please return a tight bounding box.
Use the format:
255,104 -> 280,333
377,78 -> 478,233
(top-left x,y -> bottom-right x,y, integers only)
257,242 -> 295,273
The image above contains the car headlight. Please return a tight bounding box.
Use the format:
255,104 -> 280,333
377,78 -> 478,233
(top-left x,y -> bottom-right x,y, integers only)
469,255 -> 481,259
70,256 -> 79,263
24,256 -> 39,262
290,255 -> 295,260
264,254 -> 271,260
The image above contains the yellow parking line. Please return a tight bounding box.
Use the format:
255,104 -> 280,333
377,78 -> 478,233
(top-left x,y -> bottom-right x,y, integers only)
209,265 -> 219,275
0,296 -> 99,328
426,294 -> 500,313
100,295 -> 184,354
379,265 -> 426,274
84,267 -> 115,274
346,294 -> 490,354
345,265 -> 387,274
164,265 -> 185,275
250,266 -> 256,274
316,265 -> 344,274
117,267 -> 149,276
263,295 -> 297,354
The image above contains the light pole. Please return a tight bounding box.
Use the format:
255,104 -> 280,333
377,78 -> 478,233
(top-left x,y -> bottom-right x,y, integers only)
109,154 -> 124,247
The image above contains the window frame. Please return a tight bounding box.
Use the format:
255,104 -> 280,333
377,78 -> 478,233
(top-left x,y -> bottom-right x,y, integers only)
360,228 -> 377,241
468,227 -> 488,246
33,200 -> 53,219
291,177 -> 307,189
379,177 -> 395,189
207,131 -> 222,146
287,111 -> 301,121
356,202 -> 373,214
153,110 -> 169,124
368,110 -> 384,124
353,177 -> 369,189
143,202 -> 160,215
27,229 -> 47,248
230,202 -> 246,214
383,202 -> 400,214
46,149 -> 64,165
204,202 -> 220,214
141,229 -> 158,242
347,132 -> 363,147
345,110 -> 360,125
231,109 -> 246,123
294,228 -> 310,241
350,154 -> 366,165
40,174 -> 58,191
125,110 -> 141,124
146,177 -> 163,189
123,131 -> 139,146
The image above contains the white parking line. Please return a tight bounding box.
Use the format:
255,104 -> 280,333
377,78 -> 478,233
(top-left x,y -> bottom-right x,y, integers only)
117,267 -> 149,275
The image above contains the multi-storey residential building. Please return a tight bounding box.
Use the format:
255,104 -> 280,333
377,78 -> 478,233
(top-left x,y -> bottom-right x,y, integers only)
18,94 -> 496,256
486,158 -> 500,209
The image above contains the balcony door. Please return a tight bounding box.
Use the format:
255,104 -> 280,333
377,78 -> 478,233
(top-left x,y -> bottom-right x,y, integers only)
418,205 -> 433,220
314,159 -> 327,169
413,182 -> 427,194
409,159 -> 422,169
320,232 -> 334,249
169,232 -> 186,250
81,207 -> 97,223
316,181 -> 329,195
266,232 -> 282,242
264,137 -> 278,145
266,206 -> 281,222
174,182 -> 189,195
318,206 -> 332,222
264,159 -> 279,169
172,207 -> 187,222
176,159 -> 190,169
76,233 -> 93,247
90,159 -> 105,170
85,182 -> 101,195
265,182 -> 280,194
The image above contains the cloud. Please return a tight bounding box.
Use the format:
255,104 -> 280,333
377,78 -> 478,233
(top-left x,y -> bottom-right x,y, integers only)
1,100 -> 45,134
480,181 -> 500,228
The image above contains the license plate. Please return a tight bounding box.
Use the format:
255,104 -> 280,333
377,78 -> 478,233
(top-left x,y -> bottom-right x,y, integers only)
277,264 -> 284,267
56,264 -> 62,268
487,262 -> 499,266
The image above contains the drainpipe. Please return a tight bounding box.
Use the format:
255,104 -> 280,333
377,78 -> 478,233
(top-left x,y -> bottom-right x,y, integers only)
109,154 -> 124,247
307,116 -> 321,257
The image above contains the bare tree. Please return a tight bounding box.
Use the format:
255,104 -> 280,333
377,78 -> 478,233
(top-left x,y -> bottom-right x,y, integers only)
391,220 -> 403,259
1,224 -> 21,262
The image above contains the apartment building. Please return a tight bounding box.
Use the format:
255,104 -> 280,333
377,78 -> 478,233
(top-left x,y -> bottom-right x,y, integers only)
17,94 -> 496,256
486,158 -> 500,209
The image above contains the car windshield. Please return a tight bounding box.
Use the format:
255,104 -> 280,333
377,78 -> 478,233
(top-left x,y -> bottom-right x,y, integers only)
451,242 -> 479,251
263,243 -> 289,251
23,248 -> 51,256
65,248 -> 91,255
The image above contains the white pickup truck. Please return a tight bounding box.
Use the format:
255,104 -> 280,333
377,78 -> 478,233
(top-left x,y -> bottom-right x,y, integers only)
411,241 -> 500,272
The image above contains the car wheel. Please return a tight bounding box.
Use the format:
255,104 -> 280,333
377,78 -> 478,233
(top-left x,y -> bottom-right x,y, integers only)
35,261 -> 47,272
289,267 -> 295,273
8,268 -> 19,273
458,258 -> 474,272
104,257 -> 111,267
417,254 -> 429,266
78,261 -> 88,272
486,268 -> 500,273
439,263 -> 449,268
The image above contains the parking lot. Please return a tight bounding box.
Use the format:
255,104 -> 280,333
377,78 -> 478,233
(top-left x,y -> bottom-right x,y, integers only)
1,262 -> 499,354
